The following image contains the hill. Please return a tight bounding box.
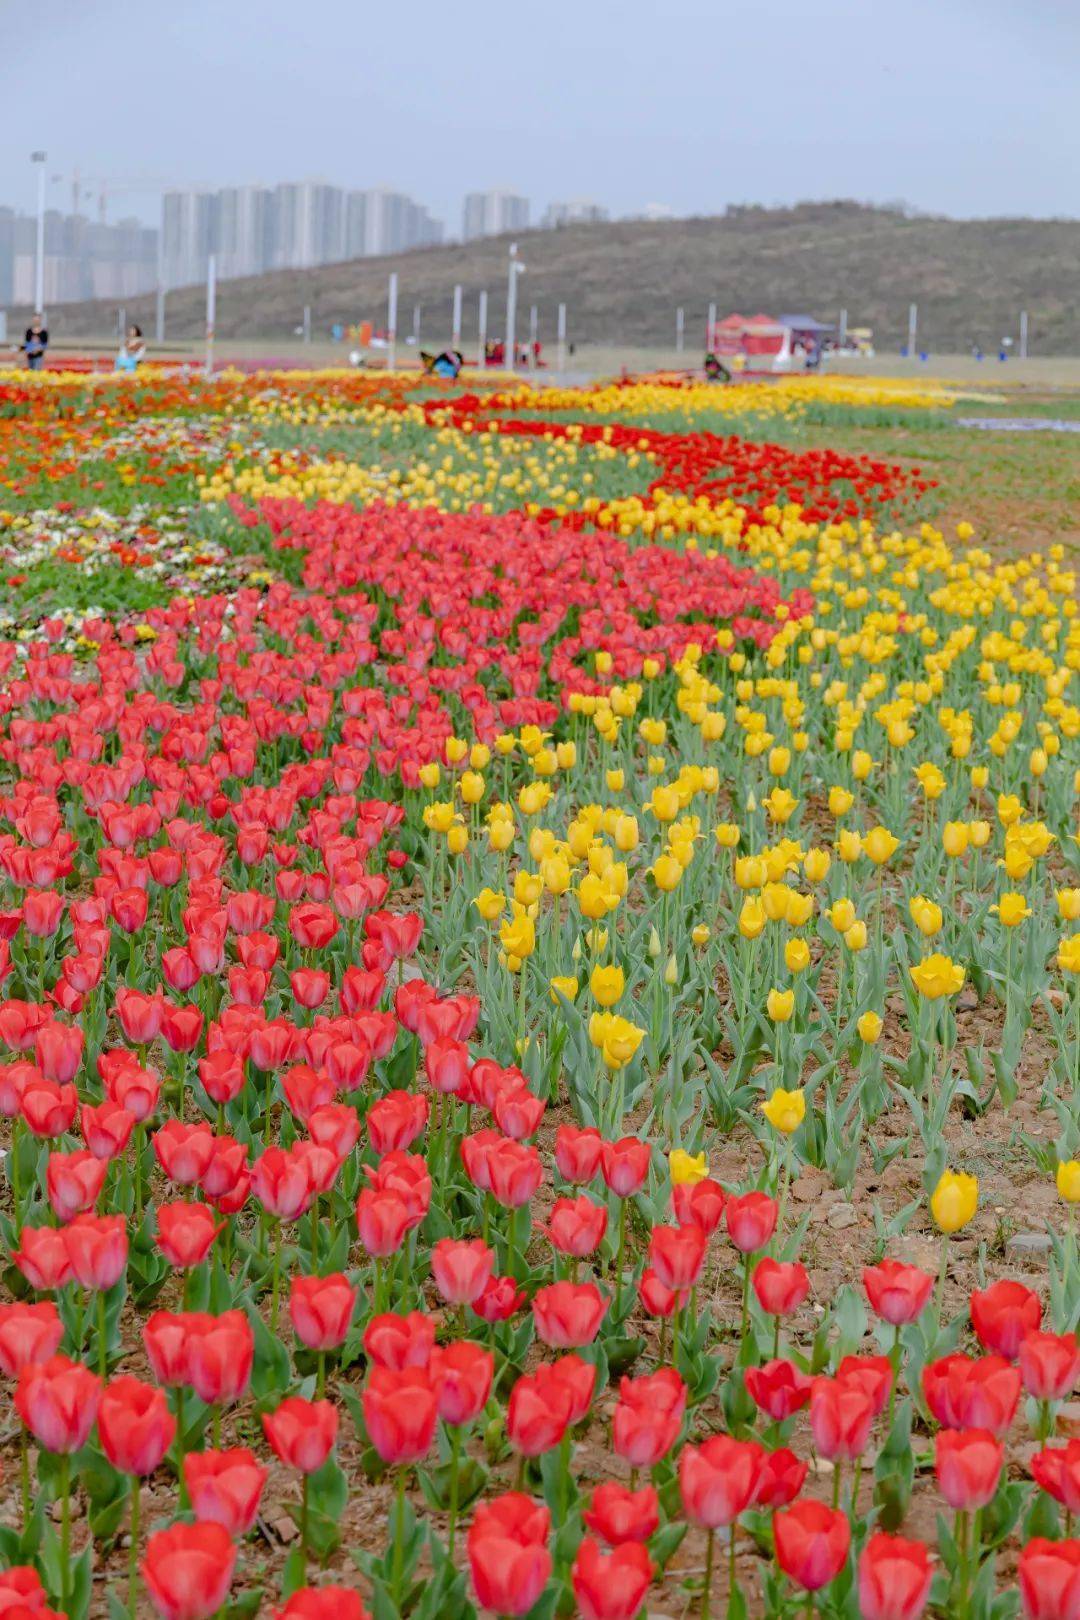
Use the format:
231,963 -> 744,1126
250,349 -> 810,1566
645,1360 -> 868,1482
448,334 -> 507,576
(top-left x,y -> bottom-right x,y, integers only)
35,201 -> 1080,354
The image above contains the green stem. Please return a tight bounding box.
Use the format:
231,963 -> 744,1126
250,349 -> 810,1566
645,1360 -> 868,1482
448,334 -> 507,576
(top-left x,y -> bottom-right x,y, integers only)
614,1198 -> 627,1313
316,1350 -> 326,1400
301,1471 -> 310,1567
701,1524 -> 714,1620
270,1220 -> 282,1332
447,1423 -> 462,1562
19,1424 -> 30,1530
175,1385 -> 188,1507
933,1229 -> 949,1337
128,1476 -> 140,1619
393,1467 -> 407,1603
97,1287 -> 108,1380
886,1322 -> 901,1430
59,1452 -> 71,1614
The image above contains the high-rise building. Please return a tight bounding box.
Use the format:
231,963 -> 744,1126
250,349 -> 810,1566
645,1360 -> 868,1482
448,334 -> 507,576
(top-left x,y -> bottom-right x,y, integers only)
0,205 -> 158,304
541,199 -> 609,228
462,190 -> 530,241
162,190 -> 218,288
359,188 -> 443,256
156,180 -> 443,288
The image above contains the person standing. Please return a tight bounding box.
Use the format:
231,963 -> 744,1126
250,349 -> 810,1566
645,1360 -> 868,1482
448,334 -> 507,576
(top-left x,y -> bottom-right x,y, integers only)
22,314 -> 48,370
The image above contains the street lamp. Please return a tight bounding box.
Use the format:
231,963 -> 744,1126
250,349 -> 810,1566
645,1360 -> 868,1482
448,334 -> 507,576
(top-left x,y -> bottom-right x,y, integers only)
505,242 -> 525,370
30,151 -> 47,317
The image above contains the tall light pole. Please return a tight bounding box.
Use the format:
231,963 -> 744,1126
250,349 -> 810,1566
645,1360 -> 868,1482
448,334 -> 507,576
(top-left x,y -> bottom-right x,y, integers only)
505,242 -> 524,370
31,151 -> 47,316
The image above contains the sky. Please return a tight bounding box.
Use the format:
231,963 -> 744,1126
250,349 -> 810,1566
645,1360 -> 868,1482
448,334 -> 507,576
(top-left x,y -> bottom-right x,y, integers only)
3,0 -> 1077,230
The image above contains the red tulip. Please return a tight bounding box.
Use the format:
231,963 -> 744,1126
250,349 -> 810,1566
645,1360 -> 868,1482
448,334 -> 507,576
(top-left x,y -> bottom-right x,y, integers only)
366,1090 -> 428,1156
648,1222 -> 706,1290
773,1499 -> 851,1591
473,1274 -> 527,1322
486,1136 -> 544,1207
836,1353 -> 893,1418
0,1302 -> 63,1376
1031,1440 -> 1080,1513
33,1022 -> 83,1085
532,1280 -> 608,1348
363,1310 -> 435,1370
431,1237 -> 494,1306
754,1446 -> 808,1508
307,1102 -> 361,1159
555,1123 -> 604,1183
152,1120 -> 215,1186
185,1311 -> 254,1407
197,1051 -> 246,1106
141,1521 -> 236,1620
425,1035 -> 471,1096
863,1259 -> 934,1325
263,1396 -> 338,1473
752,1257 -> 809,1316
468,1492 -> 551,1618
288,1273 -> 355,1350
612,1368 -> 686,1468
571,1537 -> 654,1620
583,1481 -> 659,1545
143,1310 -> 209,1387
12,1225 -> 73,1291
745,1358 -> 814,1421
638,1267 -> 679,1317
1018,1537 -> 1080,1620
114,988 -> 164,1046
0,1567 -> 49,1611
160,1003 -> 205,1054
546,1353 -> 597,1425
20,1077 -> 78,1138
184,1446 -> 268,1534
429,1340 -> 494,1425
857,1532 -> 934,1620
155,1201 -> 223,1269
507,1367 -> 573,1457
275,1589 -> 371,1620
680,1434 -> 765,1530
251,1144 -> 314,1220
98,1375 -> 176,1475
15,1354 -> 101,1452
970,1279 -> 1042,1360
810,1374 -> 876,1460
46,1149 -> 106,1222
355,1187 -> 411,1257
80,1098 -> 135,1160
545,1194 -> 608,1257
922,1353 -> 1020,1435
64,1212 -> 128,1292
726,1190 -> 778,1253
672,1176 -> 726,1234
934,1427 -> 1004,1510
1019,1331 -> 1080,1402
362,1365 -> 437,1463
601,1136 -> 650,1197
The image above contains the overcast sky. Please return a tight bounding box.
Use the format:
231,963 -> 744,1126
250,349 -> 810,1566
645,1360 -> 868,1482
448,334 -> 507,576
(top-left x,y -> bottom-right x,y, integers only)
4,0 -> 1077,229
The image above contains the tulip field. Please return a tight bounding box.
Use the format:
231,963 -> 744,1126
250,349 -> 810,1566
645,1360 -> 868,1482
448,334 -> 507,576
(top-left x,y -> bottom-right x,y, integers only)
0,365 -> 1078,1620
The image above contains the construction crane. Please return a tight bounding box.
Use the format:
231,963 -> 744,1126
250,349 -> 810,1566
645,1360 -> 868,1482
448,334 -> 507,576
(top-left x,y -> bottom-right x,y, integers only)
67,171 -> 173,223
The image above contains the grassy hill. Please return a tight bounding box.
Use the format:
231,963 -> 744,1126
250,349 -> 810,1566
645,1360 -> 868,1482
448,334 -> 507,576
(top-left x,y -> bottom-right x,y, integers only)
37,201 -> 1080,354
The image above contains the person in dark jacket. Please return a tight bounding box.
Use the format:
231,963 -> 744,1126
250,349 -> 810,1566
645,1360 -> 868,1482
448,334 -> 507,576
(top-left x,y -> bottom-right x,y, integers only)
22,315 -> 48,370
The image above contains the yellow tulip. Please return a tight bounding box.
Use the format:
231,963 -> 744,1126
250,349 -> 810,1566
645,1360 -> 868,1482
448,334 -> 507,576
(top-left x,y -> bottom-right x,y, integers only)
763,787 -> 798,825
836,830 -> 863,863
514,870 -> 543,908
910,954 -> 965,999
651,855 -> 682,892
1056,889 -> 1080,922
931,1170 -> 978,1233
1056,1161 -> 1080,1203
992,891 -> 1031,927
1057,935 -> 1080,973
803,847 -> 832,883
500,913 -> 536,960
785,937 -> 811,973
692,924 -> 711,947
761,1086 -> 806,1134
909,896 -> 943,938
766,987 -> 795,1023
670,1148 -> 708,1185
590,963 -> 625,1007
942,821 -> 969,858
828,786 -> 854,816
447,823 -> 468,855
715,823 -> 741,849
857,1010 -> 883,1044
418,761 -> 441,789
844,920 -> 868,953
738,898 -> 767,940
827,898 -> 857,933
549,975 -> 579,1004
459,770 -> 485,804
864,826 -> 900,866
473,888 -> 506,922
